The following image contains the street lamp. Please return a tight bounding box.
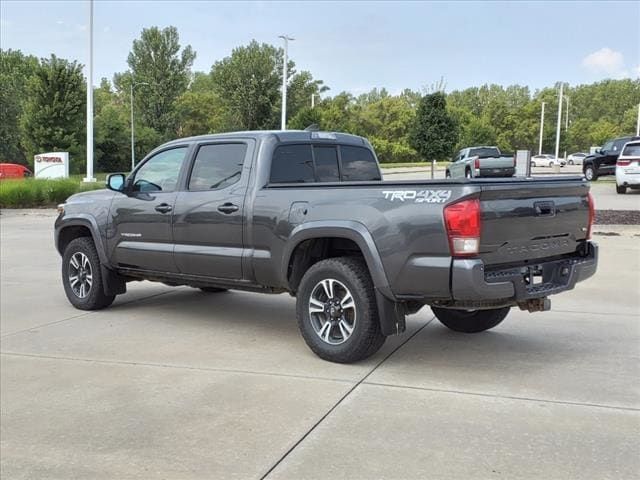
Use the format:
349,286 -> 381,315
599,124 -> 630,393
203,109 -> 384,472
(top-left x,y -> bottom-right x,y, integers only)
554,83 -> 564,161
538,101 -> 545,155
130,81 -> 149,170
563,95 -> 570,130
311,93 -> 317,109
278,35 -> 294,130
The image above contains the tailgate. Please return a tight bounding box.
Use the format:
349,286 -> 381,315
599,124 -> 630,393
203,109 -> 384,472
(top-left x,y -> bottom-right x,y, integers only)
479,180 -> 590,266
480,156 -> 513,169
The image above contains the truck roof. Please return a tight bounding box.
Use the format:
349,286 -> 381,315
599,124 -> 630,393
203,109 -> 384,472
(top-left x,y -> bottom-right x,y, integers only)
162,130 -> 368,148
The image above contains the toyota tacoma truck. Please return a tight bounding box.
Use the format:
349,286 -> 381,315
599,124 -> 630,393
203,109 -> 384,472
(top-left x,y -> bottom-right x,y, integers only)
446,146 -> 515,179
55,131 -> 597,363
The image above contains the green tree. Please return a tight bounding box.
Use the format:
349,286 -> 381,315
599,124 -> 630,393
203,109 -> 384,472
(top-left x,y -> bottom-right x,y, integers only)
409,92 -> 458,162
20,55 -> 85,172
210,40 -> 286,130
114,26 -> 195,139
0,49 -> 39,163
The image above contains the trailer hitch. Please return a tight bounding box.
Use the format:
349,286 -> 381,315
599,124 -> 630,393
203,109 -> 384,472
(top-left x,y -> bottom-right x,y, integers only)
517,297 -> 551,313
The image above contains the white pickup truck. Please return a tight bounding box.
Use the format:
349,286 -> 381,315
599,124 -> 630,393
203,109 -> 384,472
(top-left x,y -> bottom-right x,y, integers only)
447,146 -> 516,179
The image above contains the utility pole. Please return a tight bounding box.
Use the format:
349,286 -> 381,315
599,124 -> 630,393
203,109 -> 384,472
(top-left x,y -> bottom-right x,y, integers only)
636,103 -> 639,136
279,35 -> 294,130
538,101 -> 545,155
554,83 -> 563,161
311,93 -> 316,109
83,0 -> 95,182
564,95 -> 570,130
130,81 -> 149,171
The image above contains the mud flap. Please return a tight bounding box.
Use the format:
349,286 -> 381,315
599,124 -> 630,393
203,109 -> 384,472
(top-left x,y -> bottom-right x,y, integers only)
376,289 -> 406,336
101,265 -> 127,296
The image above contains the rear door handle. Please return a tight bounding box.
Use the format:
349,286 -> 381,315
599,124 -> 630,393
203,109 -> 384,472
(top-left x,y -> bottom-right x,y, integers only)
155,203 -> 172,214
217,203 -> 239,214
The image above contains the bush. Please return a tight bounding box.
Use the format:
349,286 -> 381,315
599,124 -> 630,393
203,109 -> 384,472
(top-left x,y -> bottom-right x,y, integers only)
370,137 -> 421,163
0,178 -> 104,208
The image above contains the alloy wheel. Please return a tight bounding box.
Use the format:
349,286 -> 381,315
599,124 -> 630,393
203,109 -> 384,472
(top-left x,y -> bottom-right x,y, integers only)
68,252 -> 93,298
308,278 -> 356,345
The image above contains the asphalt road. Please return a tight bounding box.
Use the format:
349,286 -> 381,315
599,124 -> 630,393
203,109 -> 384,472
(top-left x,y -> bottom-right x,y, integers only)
1,211 -> 639,479
381,166 -> 640,211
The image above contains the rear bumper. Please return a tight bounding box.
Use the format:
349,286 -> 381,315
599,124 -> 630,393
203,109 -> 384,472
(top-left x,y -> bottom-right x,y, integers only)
451,242 -> 598,302
475,167 -> 515,177
616,171 -> 640,186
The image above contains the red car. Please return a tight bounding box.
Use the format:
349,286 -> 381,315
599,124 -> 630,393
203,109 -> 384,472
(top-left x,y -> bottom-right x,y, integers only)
0,163 -> 32,180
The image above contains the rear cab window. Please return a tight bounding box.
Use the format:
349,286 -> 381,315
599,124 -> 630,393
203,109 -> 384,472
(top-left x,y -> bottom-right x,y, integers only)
622,143 -> 640,157
269,143 -> 381,183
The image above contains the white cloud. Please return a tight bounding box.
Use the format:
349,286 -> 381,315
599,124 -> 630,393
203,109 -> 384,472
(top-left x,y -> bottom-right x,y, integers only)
582,47 -> 628,78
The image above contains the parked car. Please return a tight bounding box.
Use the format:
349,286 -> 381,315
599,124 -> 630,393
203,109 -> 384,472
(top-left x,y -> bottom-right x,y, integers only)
531,154 -> 566,167
567,153 -> 588,165
615,140 -> 640,194
55,130 -> 597,363
446,146 -> 515,179
583,135 -> 640,181
0,163 -> 32,180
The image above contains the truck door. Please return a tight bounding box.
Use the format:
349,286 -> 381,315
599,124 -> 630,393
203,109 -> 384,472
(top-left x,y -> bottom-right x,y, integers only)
172,140 -> 254,280
108,146 -> 190,272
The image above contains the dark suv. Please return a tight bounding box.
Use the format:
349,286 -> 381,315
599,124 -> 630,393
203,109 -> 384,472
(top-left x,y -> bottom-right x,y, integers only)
583,135 -> 640,181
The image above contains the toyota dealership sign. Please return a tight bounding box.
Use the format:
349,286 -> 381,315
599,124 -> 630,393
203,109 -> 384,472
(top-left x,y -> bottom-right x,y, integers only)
34,152 -> 69,179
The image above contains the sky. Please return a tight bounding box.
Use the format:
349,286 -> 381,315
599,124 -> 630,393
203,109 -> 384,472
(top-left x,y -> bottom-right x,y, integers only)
1,0 -> 639,96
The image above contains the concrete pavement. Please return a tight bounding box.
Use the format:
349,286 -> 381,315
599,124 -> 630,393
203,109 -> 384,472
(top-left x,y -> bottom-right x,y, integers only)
1,211 -> 639,479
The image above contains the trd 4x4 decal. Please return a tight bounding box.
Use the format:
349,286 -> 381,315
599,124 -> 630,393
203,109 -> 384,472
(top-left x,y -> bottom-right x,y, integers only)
382,190 -> 452,203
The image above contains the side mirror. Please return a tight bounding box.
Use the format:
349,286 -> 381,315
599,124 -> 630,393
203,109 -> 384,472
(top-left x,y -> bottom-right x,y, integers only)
106,173 -> 126,192
595,148 -> 602,154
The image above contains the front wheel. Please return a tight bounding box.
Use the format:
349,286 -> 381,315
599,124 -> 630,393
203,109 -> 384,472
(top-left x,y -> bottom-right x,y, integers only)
62,237 -> 115,310
616,184 -> 627,194
296,257 -> 385,363
584,165 -> 597,181
568,160 -> 574,165
432,306 -> 510,333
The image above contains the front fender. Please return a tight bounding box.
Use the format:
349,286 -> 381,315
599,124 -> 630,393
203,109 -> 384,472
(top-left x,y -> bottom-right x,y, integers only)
55,214 -> 110,267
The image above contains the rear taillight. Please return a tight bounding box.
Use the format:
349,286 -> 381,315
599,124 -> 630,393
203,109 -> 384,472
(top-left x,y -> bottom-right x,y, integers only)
617,159 -> 631,166
444,198 -> 481,257
587,192 -> 595,239
474,157 -> 480,169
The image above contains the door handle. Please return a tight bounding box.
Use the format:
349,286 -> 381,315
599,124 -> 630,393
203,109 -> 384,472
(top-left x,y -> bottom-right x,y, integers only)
217,203 -> 239,214
155,203 -> 172,214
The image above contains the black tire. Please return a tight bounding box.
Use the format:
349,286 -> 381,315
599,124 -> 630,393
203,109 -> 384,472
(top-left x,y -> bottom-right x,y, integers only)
465,169 -> 472,179
432,306 -> 510,333
296,257 -> 385,363
199,287 -> 228,293
62,237 -> 115,310
445,170 -> 451,179
584,165 -> 597,181
530,161 -> 536,167
616,184 -> 627,194
568,160 -> 574,165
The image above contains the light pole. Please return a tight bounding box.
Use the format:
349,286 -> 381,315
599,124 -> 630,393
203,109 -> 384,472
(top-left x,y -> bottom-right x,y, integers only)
554,83 -> 564,160
564,95 -> 570,130
311,93 -> 317,109
130,81 -> 149,170
538,101 -> 545,155
636,104 -> 639,136
279,35 -> 294,130
83,0 -> 95,182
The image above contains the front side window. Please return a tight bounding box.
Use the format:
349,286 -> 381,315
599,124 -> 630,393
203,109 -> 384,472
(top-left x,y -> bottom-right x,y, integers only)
270,144 -> 315,183
340,146 -> 381,181
601,141 -> 614,152
188,143 -> 247,191
133,147 -> 188,192
313,146 -> 340,182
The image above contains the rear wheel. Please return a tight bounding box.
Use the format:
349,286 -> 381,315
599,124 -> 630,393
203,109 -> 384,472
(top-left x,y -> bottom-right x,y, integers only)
568,159 -> 574,165
465,169 -> 472,179
584,165 -> 597,181
432,306 -> 510,333
531,161 -> 536,168
62,237 -> 115,310
296,257 -> 385,363
616,184 -> 627,194
445,170 -> 451,178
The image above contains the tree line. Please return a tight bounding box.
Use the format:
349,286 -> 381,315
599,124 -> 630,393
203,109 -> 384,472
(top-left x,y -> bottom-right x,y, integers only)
1,25 -> 639,173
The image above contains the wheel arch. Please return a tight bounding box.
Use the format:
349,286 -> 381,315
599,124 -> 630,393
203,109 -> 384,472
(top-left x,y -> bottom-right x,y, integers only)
56,215 -> 109,266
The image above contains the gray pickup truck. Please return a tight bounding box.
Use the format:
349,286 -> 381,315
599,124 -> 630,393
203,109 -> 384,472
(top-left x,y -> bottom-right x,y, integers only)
447,146 -> 516,179
55,131 -> 597,363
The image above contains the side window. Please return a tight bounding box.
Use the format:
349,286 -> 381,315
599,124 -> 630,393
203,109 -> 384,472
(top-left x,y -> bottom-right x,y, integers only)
188,143 -> 247,191
613,140 -> 626,152
340,146 -> 381,181
133,147 -> 188,192
601,141 -> 614,152
313,146 -> 340,182
270,144 -> 315,183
